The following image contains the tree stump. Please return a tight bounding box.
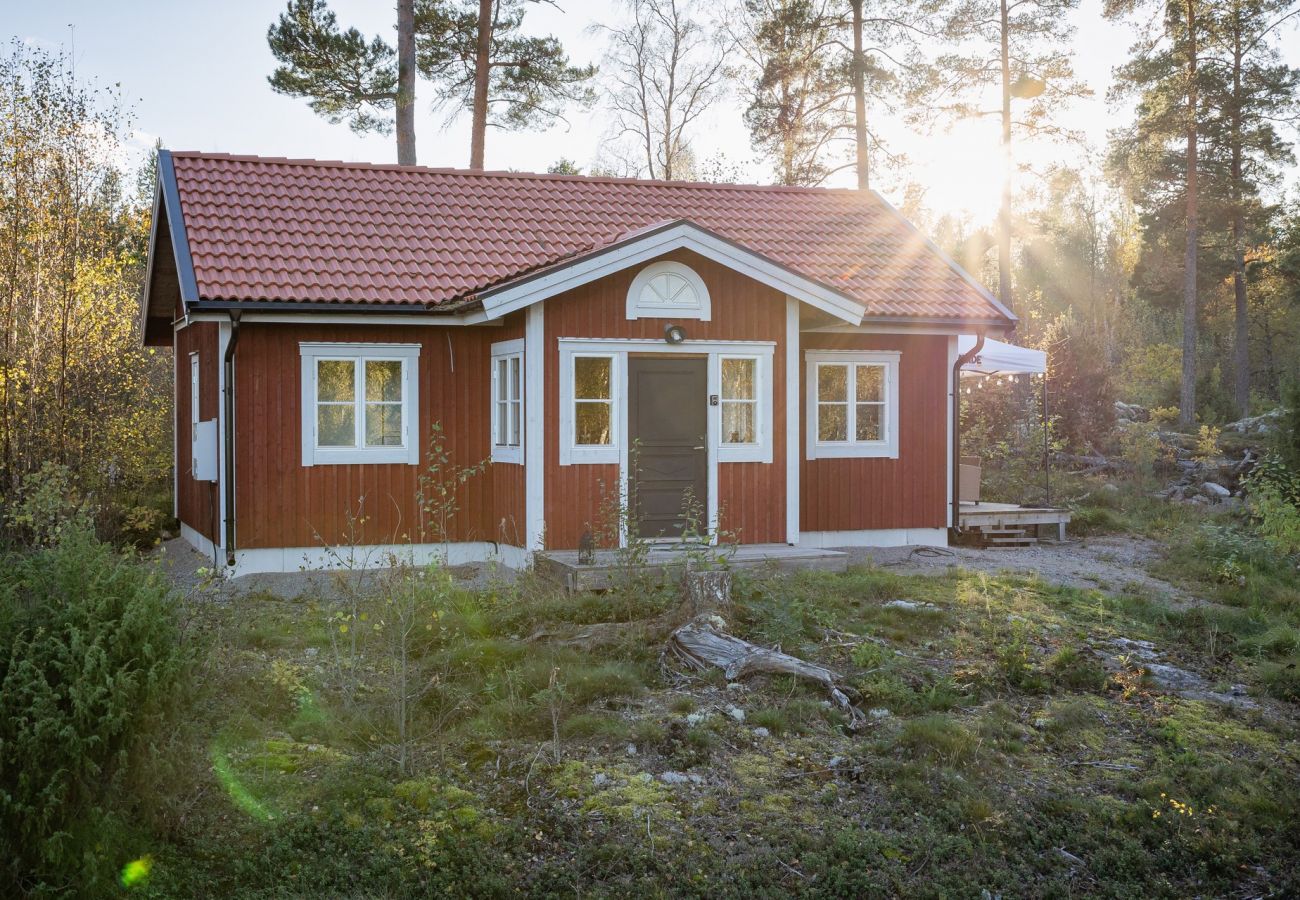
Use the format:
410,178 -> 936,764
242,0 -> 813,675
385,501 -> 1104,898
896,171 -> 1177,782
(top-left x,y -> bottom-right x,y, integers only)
682,568 -> 732,618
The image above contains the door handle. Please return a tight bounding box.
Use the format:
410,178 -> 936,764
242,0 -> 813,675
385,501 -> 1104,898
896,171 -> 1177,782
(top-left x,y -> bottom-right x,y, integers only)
693,445 -> 705,450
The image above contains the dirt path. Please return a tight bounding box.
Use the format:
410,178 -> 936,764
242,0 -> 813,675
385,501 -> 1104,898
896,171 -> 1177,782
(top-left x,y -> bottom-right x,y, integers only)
846,535 -> 1195,603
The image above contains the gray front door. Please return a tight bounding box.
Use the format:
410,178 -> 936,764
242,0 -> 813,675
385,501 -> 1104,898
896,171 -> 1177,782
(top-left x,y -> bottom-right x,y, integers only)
628,356 -> 708,539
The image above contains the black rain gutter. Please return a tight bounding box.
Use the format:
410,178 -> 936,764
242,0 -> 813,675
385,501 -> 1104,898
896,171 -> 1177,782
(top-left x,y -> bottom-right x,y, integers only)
951,331 -> 986,535
223,311 -> 241,566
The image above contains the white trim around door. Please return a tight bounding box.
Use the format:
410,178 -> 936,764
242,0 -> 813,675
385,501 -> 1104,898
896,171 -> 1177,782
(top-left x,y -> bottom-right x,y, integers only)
556,337 -> 776,545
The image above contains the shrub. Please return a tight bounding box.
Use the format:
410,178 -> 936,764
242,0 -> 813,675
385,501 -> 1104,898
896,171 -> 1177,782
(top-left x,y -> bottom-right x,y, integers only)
0,529 -> 190,894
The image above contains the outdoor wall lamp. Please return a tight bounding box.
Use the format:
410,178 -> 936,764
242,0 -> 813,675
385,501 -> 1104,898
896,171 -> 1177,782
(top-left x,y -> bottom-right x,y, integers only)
664,323 -> 687,344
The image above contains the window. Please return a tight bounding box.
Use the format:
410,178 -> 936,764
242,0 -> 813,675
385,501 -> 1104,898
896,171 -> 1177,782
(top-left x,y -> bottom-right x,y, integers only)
805,350 -> 900,459
299,343 -> 420,466
625,260 -> 712,320
490,340 -> 524,464
574,355 -> 614,445
559,350 -> 621,465
190,354 -> 200,480
720,357 -> 757,445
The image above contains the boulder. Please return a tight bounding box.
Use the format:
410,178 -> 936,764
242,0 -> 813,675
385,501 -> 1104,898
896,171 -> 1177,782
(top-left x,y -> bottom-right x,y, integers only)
1201,482 -> 1232,501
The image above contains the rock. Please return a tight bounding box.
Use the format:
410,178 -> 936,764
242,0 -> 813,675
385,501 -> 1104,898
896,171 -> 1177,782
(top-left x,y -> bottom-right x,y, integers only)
1108,638 -> 1258,709
1099,483 -> 1120,495
660,771 -> 691,785
883,599 -> 938,612
1201,482 -> 1231,500
1188,494 -> 1210,505
688,773 -> 706,785
593,773 -> 610,787
752,727 -> 770,738
726,705 -> 746,722
685,712 -> 709,726
868,707 -> 892,720
828,755 -> 845,768
726,682 -> 745,692
1055,848 -> 1086,868
625,744 -> 638,756
1223,408 -> 1285,436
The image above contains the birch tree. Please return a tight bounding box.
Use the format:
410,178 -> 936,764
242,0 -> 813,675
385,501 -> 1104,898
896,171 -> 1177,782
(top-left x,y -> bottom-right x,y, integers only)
597,0 -> 734,181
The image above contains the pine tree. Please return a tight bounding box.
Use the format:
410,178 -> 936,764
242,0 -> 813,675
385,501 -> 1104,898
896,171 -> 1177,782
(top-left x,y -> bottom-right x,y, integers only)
267,0 -> 420,164
416,0 -> 596,170
922,0 -> 1089,313
1203,0 -> 1299,416
268,0 -> 594,170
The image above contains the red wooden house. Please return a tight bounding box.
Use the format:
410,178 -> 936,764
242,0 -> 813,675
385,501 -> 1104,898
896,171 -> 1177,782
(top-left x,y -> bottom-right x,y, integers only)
140,151 -> 1014,574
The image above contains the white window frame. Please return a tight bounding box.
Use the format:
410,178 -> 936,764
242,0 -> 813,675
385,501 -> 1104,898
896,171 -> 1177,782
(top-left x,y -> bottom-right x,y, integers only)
805,350 -> 900,460
299,342 -> 421,466
716,353 -> 773,464
490,339 -> 525,464
189,353 -> 201,480
625,260 -> 712,321
559,349 -> 623,465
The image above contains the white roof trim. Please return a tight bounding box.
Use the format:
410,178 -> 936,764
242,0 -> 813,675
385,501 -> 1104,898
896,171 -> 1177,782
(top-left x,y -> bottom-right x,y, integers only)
477,221 -> 865,325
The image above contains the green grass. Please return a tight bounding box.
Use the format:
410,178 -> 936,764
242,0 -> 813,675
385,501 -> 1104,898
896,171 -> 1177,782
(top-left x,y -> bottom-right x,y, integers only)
113,524 -> 1300,899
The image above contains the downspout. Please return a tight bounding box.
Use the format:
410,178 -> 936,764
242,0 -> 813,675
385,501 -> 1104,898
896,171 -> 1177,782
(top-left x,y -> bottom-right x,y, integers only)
951,331 -> 986,535
223,311 -> 241,566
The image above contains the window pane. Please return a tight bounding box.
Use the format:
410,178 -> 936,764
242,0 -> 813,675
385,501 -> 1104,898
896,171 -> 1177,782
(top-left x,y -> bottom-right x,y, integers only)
317,404 -> 355,447
365,403 -> 403,446
722,401 -> 755,444
856,364 -> 883,403
817,364 -> 847,402
722,358 -> 755,400
575,402 -> 612,445
496,399 -> 508,444
510,356 -> 521,402
317,359 -> 355,402
574,356 -> 612,400
856,404 -> 882,441
509,400 -> 521,446
818,403 -> 847,441
365,360 -> 403,402
496,359 -> 508,401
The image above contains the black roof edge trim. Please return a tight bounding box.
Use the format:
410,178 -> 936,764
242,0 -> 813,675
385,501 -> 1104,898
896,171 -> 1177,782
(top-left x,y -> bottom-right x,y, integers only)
157,150 -> 201,305
188,299 -> 469,314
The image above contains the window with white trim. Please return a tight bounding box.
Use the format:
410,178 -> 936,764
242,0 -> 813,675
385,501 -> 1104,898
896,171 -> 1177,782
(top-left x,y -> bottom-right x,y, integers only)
190,353 -> 200,479
717,351 -> 774,463
805,350 -> 900,459
491,339 -> 524,464
299,343 -> 420,466
560,350 -> 621,465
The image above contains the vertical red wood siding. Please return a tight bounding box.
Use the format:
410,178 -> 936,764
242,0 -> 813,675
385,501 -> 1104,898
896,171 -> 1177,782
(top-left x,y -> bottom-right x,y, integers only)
175,322 -> 220,540
232,322 -> 517,550
800,332 -> 950,531
543,249 -> 788,548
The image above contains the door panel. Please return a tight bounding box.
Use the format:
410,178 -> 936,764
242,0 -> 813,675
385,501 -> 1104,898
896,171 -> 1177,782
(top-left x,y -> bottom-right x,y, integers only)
628,356 -> 708,538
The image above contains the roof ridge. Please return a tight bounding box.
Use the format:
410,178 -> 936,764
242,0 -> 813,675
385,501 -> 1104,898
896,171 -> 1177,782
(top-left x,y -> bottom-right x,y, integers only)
167,150 -> 869,196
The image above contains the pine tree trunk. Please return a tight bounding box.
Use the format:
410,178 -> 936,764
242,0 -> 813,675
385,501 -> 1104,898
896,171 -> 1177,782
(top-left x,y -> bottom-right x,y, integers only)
395,0 -> 417,166
851,0 -> 868,190
1179,0 -> 1199,430
470,0 -> 493,169
997,0 -> 1013,313
1230,15 -> 1249,417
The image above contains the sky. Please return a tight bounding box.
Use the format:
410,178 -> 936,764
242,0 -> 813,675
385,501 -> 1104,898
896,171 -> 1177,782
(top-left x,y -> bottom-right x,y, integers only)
7,0 -> 1298,223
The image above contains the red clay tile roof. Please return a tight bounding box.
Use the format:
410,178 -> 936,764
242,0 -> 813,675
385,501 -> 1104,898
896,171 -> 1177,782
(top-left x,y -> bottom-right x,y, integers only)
167,151 -> 1012,323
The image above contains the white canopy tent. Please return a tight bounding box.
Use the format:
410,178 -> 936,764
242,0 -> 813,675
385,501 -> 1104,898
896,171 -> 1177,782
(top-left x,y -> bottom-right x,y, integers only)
958,335 -> 1046,376
955,335 -> 1055,509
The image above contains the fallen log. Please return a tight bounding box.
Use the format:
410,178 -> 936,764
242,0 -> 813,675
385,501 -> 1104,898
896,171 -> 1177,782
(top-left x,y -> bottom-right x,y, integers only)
668,616 -> 865,729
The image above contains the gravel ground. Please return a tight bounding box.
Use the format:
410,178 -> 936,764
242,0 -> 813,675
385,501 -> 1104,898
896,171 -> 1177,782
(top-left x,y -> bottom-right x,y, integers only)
153,538 -> 520,602
845,535 -> 1192,603
156,533 -> 1189,604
